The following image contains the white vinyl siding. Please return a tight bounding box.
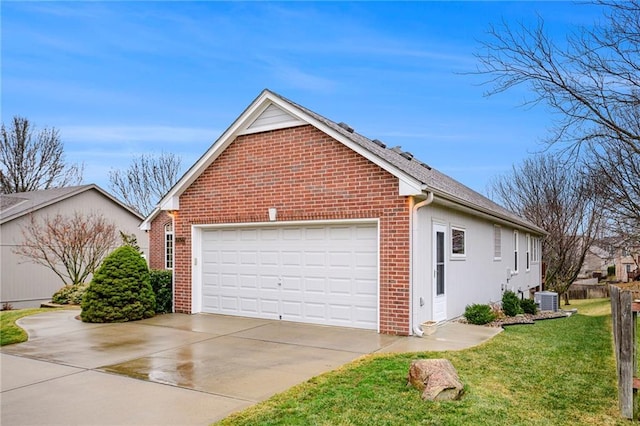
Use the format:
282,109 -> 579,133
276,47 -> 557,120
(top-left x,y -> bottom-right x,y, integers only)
242,104 -> 305,134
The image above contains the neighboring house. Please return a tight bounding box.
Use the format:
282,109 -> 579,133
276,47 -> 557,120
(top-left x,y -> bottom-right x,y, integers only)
1,184 -> 148,309
142,90 -> 545,335
578,244 -> 612,280
616,247 -> 640,282
579,237 -> 639,282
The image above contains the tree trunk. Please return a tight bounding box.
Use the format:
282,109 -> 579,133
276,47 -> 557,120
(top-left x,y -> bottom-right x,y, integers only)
407,359 -> 464,401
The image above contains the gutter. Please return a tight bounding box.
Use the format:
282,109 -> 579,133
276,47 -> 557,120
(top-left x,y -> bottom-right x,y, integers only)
411,191 -> 434,337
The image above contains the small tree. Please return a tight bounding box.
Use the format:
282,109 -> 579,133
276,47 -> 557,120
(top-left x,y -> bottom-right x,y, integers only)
14,211 -> 118,286
109,152 -> 181,216
1,116 -> 83,193
475,1 -> 640,228
491,154 -> 605,304
81,245 -> 155,323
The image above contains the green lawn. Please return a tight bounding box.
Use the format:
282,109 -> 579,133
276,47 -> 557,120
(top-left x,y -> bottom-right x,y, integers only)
0,308 -> 60,346
216,299 -> 625,426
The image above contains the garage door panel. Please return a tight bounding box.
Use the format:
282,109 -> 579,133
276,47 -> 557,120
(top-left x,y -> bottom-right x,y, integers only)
355,279 -> 377,296
282,228 -> 302,240
239,251 -> 258,265
329,252 -> 351,267
329,278 -> 351,295
259,299 -> 279,315
238,274 -> 258,289
221,229 -> 239,241
259,251 -> 278,265
356,252 -> 376,267
221,251 -> 238,264
220,296 -> 239,311
238,297 -> 258,313
304,277 -> 325,293
281,251 -> 302,266
201,223 -> 378,330
304,251 -> 325,266
305,227 -> 325,240
259,275 -> 280,290
240,229 -> 258,240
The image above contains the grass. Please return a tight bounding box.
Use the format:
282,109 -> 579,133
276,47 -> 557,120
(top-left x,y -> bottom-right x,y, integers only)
216,298 -> 625,426
0,308 -> 60,346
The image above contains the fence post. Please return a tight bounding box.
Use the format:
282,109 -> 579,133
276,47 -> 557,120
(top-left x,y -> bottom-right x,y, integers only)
610,284 -> 636,419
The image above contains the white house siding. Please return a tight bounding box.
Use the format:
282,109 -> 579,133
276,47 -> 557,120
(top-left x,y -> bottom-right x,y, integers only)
1,189 -> 148,308
413,202 -> 542,326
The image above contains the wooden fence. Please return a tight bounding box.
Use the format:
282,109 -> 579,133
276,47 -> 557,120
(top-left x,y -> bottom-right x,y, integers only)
610,284 -> 638,419
567,284 -> 610,300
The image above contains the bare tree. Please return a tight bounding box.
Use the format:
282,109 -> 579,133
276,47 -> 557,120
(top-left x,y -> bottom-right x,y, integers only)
475,1 -> 640,224
491,154 -> 605,304
1,116 -> 83,193
14,211 -> 119,286
109,152 -> 182,216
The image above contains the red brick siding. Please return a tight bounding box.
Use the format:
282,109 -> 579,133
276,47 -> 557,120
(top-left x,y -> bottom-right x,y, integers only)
149,211 -> 171,270
165,125 -> 411,335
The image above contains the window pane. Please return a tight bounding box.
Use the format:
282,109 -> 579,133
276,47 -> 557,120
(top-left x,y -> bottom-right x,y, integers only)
436,264 -> 445,295
452,228 -> 465,255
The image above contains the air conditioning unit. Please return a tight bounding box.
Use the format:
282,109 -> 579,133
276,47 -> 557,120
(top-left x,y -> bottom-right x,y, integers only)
534,291 -> 559,312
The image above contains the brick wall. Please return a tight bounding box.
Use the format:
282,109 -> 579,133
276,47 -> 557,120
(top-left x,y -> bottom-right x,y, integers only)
149,211 -> 171,270
160,125 -> 411,335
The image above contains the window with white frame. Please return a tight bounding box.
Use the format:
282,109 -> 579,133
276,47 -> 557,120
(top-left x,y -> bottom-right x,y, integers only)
526,234 -> 531,271
513,230 -> 519,273
165,222 -> 174,270
451,227 -> 466,258
531,237 -> 541,263
494,225 -> 501,260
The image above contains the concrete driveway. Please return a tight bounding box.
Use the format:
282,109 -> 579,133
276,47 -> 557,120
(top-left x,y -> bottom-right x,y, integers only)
1,309 -> 501,425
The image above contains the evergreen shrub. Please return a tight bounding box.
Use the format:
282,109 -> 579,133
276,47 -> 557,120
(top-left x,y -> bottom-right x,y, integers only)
520,297 -> 538,315
81,245 -> 155,323
464,303 -> 497,325
502,290 -> 524,317
52,283 -> 89,305
150,269 -> 172,314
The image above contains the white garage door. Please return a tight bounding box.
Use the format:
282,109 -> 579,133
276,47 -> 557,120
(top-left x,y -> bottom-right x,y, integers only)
200,223 -> 378,330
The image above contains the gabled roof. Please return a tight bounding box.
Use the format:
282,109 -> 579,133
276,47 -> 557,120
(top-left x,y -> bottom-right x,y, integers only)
143,89 -> 544,234
0,184 -> 144,225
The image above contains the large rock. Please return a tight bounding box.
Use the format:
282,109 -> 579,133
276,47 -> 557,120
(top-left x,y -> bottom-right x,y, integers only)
407,358 -> 464,401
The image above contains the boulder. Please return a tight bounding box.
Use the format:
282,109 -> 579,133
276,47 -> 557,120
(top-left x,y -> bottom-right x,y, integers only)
407,358 -> 464,401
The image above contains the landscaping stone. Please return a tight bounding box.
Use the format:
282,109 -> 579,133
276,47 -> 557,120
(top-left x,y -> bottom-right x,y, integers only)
458,310 -> 569,327
407,359 -> 464,401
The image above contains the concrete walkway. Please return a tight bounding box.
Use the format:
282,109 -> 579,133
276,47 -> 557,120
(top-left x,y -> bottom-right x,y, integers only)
1,310 -> 501,425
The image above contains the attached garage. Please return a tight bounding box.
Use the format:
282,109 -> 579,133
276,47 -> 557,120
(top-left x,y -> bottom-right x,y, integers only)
193,221 -> 379,330
143,89 -> 544,335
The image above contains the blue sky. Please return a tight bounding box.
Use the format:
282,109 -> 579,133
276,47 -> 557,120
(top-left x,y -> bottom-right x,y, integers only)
1,1 -> 604,196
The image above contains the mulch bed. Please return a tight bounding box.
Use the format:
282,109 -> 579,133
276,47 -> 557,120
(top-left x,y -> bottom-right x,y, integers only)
458,310 -> 572,328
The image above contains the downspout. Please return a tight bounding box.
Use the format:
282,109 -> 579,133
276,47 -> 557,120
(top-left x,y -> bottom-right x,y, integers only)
411,191 -> 434,337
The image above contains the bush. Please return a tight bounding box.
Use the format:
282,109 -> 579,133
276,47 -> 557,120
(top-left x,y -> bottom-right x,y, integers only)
52,283 -> 89,305
502,290 -> 524,317
81,245 -> 155,323
150,269 -> 172,314
520,297 -> 538,315
464,304 -> 497,325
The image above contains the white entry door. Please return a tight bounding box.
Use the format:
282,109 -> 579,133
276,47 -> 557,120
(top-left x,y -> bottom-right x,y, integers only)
433,223 -> 447,322
199,223 -> 378,330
